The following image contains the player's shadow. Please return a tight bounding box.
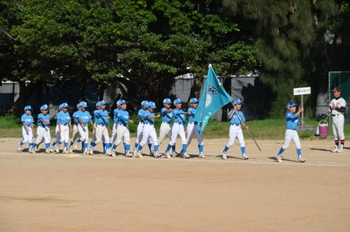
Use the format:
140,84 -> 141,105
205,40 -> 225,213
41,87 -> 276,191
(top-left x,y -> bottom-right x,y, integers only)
310,148 -> 331,152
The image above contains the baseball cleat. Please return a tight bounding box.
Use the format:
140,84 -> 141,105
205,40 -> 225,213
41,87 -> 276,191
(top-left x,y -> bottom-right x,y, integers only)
29,147 -> 34,153
17,144 -> 21,152
298,158 -> 306,163
172,152 -> 180,157
165,153 -> 171,159
198,153 -> 206,158
182,152 -> 190,159
89,149 -> 94,155
331,146 -> 338,153
45,149 -> 51,154
126,152 -> 133,158
154,151 -> 159,158
136,152 -> 143,158
63,148 -> 69,154
222,152 -> 227,160
242,154 -> 249,160
276,155 -> 283,162
83,148 -> 88,155
54,145 -> 59,153
34,145 -> 39,152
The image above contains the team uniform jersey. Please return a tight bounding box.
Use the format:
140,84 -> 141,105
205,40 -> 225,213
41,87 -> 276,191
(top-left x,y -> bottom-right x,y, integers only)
77,110 -> 93,144
20,114 -> 35,144
158,107 -> 173,145
110,107 -> 121,145
329,97 -> 346,141
71,110 -> 82,143
186,107 -> 203,154
21,114 -> 35,127
281,111 -> 301,150
34,113 -> 51,147
168,108 -> 187,146
224,110 -> 246,150
55,111 -> 71,144
111,109 -> 132,156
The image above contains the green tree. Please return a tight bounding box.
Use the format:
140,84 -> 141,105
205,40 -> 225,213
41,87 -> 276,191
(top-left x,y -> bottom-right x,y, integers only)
223,0 -> 338,117
8,0 -> 257,115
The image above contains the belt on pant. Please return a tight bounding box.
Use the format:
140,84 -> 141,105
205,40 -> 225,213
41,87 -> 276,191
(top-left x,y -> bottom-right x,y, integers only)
174,122 -> 183,125
162,121 -> 170,124
144,122 -> 154,125
96,124 -> 106,126
332,114 -> 342,117
230,123 -> 240,126
189,122 -> 197,125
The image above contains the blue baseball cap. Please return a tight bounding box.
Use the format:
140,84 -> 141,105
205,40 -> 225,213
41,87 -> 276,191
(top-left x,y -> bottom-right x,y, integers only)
24,105 -> 32,111
99,100 -> 106,106
234,99 -> 243,105
61,103 -> 69,108
141,100 -> 148,107
148,101 -> 157,109
163,98 -> 172,104
76,103 -> 81,108
287,102 -> 297,108
173,98 -> 182,105
190,98 -> 199,104
119,99 -> 127,105
80,101 -> 87,108
41,104 -> 49,111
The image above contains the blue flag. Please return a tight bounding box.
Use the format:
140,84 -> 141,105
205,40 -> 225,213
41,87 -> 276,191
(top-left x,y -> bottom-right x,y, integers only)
195,65 -> 233,134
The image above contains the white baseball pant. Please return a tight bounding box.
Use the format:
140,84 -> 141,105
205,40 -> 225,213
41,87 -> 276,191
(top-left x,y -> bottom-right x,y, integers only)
281,129 -> 301,149
225,124 -> 245,148
186,122 -> 203,146
169,123 -> 187,146
158,122 -> 172,145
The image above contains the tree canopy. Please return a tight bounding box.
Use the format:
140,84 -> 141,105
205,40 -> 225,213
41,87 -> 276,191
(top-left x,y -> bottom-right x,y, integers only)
0,0 -> 348,117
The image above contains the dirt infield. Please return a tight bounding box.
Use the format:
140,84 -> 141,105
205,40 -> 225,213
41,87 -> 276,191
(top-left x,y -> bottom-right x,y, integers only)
1,138 -> 350,232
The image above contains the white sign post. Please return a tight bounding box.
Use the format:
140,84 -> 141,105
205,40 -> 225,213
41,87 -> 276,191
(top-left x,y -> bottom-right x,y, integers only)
293,87 -> 311,128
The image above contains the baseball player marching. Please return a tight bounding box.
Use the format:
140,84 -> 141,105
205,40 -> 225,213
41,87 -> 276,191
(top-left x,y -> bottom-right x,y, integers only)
275,102 -> 306,163
133,100 -> 152,155
221,99 -> 249,160
76,101 -> 94,154
89,100 -> 111,155
328,87 -> 346,152
54,103 -> 72,154
69,103 -> 82,152
186,98 -> 205,158
135,101 -> 160,158
30,104 -> 51,153
158,98 -> 173,144
17,105 -> 35,152
163,98 -> 189,159
110,99 -> 134,157
110,100 -> 121,153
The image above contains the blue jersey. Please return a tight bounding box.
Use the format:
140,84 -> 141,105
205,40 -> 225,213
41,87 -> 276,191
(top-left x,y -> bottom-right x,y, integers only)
228,110 -> 245,124
144,110 -> 155,124
286,112 -> 300,130
138,108 -> 146,123
78,110 -> 92,124
72,110 -> 82,124
173,108 -> 187,126
21,114 -> 34,126
118,109 -> 130,126
161,107 -> 173,123
56,111 -> 71,125
113,108 -> 120,123
94,109 -> 110,126
187,107 -> 196,123
37,113 -> 50,127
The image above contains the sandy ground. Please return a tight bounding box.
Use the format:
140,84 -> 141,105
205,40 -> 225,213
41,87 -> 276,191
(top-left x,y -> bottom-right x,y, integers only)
1,137 -> 350,232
